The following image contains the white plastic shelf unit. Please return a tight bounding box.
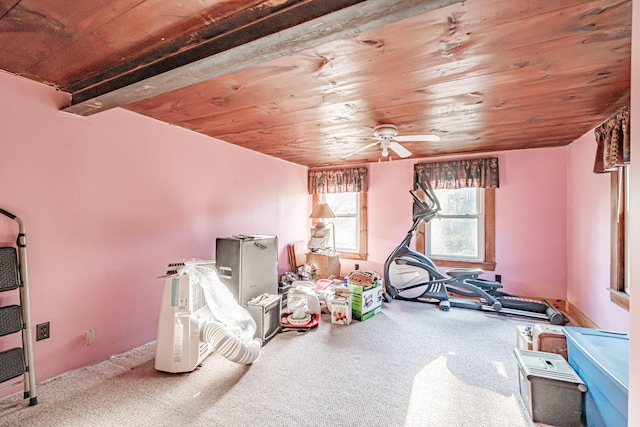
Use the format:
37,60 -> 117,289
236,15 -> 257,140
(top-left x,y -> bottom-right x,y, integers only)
0,209 -> 37,406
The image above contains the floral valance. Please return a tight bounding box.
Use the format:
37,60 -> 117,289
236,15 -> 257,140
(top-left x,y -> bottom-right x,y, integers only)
414,157 -> 499,189
308,167 -> 368,194
594,106 -> 630,173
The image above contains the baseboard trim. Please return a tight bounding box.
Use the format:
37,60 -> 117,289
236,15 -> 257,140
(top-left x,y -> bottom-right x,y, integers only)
563,300 -> 600,328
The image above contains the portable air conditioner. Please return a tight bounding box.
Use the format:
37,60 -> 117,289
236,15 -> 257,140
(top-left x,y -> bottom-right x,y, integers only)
155,272 -> 213,373
155,261 -> 262,373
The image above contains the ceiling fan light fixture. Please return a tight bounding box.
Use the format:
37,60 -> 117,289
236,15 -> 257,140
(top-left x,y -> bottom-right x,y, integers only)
341,123 -> 439,160
373,124 -> 399,139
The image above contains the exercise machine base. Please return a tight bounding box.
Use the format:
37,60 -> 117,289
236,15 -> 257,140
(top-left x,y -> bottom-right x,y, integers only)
388,290 -> 566,326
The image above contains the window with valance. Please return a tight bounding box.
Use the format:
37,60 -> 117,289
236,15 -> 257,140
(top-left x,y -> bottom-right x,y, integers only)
307,167 -> 368,260
594,106 -> 631,309
308,167 -> 368,194
594,106 -> 630,173
414,157 -> 499,189
413,157 -> 498,270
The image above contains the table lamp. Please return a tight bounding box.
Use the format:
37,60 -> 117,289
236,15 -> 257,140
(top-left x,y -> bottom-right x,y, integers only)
308,202 -> 336,253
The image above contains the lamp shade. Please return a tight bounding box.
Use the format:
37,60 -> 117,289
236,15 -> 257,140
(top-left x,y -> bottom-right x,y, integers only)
309,203 -> 336,219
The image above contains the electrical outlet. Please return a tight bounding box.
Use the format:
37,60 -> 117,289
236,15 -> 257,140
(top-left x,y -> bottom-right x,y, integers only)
36,322 -> 50,341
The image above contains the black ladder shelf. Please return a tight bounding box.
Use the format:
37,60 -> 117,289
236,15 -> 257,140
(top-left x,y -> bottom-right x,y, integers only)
0,208 -> 37,406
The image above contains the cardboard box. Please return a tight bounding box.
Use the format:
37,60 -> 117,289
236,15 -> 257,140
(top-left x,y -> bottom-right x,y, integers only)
516,325 -> 533,351
348,281 -> 382,321
532,323 -> 567,359
330,288 -> 352,325
306,253 -> 341,279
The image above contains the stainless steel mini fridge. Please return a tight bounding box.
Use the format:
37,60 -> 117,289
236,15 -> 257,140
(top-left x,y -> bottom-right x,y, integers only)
215,235 -> 279,305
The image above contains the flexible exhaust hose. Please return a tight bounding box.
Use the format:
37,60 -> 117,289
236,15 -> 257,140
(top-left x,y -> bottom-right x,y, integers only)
202,320 -> 261,365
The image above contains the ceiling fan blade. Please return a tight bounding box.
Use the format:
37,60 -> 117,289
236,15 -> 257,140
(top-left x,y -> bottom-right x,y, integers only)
341,141 -> 380,159
389,141 -> 412,158
395,134 -> 440,142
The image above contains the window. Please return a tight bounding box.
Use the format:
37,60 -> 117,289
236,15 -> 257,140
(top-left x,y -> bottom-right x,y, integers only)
413,157 -> 498,269
426,187 -> 484,261
609,166 -> 630,309
624,166 -> 630,295
308,167 -> 368,260
591,106 -> 629,310
416,189 -> 496,270
325,193 -> 358,252
312,192 -> 367,260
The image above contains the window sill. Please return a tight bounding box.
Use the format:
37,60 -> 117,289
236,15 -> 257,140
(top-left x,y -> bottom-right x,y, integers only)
431,258 -> 496,272
338,252 -> 367,261
607,288 -> 629,311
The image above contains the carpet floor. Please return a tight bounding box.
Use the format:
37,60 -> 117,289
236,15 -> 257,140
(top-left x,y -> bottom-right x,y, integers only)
0,300 -> 560,426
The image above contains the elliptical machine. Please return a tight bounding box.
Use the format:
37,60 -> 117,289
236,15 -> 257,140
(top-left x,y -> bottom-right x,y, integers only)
384,180 -> 566,326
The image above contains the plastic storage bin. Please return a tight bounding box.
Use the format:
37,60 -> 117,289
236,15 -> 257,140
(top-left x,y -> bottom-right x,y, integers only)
514,349 -> 587,426
563,327 -> 629,427
533,323 -> 567,360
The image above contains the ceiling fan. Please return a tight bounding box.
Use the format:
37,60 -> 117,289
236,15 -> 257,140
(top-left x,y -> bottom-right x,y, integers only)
341,124 -> 440,160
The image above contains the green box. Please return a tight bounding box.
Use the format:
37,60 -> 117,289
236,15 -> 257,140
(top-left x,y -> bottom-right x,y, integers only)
348,281 -> 383,321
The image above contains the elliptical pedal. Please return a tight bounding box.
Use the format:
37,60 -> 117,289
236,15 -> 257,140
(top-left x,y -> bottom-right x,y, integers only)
425,283 -> 450,311
421,282 -> 448,300
415,282 -> 450,311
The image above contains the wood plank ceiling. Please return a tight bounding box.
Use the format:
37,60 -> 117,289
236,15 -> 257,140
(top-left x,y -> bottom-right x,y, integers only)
0,0 -> 631,168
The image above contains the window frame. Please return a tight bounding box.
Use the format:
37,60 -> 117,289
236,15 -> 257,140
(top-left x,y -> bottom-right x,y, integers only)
425,187 -> 485,262
311,192 -> 367,260
608,167 -> 630,310
416,188 -> 496,271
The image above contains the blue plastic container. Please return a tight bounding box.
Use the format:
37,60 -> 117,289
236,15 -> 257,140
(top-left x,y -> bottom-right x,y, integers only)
563,327 -> 629,427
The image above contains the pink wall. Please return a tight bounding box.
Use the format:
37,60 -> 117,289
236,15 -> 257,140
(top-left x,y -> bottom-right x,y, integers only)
494,148 -> 567,299
566,132 -> 629,332
0,71 -> 308,393
340,148 -> 568,301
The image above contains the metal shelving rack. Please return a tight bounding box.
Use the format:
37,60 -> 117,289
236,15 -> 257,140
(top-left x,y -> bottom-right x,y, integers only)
0,208 -> 37,406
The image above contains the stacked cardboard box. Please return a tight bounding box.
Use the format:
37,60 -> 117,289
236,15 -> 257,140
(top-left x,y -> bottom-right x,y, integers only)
330,288 -> 352,325
348,281 -> 382,321
516,325 -> 533,351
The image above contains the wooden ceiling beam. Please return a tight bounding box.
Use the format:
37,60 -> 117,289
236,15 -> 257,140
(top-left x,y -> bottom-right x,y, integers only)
0,0 -> 20,20
61,0 -> 463,116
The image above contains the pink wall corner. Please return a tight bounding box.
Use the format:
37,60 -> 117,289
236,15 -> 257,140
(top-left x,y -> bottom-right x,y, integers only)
494,147 -> 568,300
566,131 -> 629,332
0,71 -> 308,390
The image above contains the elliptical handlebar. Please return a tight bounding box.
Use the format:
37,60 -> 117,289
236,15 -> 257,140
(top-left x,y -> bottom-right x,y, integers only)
410,179 -> 441,224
